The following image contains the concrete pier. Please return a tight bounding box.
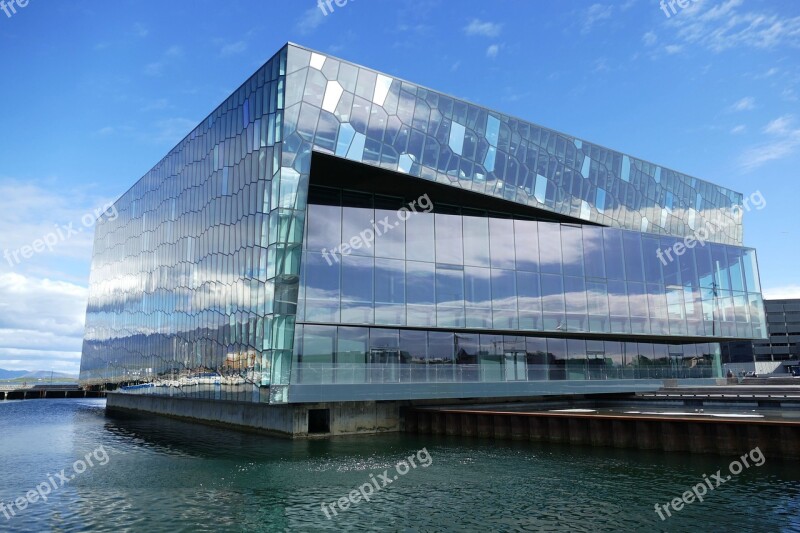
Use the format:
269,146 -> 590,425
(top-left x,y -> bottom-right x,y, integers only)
106,393 -> 401,438
404,406 -> 800,459
1,385 -> 105,400
82,385 -> 800,453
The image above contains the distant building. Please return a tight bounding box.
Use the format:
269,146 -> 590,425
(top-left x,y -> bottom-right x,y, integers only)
723,298 -> 800,371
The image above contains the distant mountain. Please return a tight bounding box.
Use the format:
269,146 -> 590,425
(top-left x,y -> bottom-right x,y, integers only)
0,369 -> 30,380
23,371 -> 78,379
0,369 -> 78,380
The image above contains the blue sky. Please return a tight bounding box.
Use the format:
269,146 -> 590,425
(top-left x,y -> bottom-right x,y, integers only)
0,0 -> 798,374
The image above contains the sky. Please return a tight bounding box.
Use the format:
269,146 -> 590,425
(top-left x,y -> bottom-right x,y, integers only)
0,0 -> 798,374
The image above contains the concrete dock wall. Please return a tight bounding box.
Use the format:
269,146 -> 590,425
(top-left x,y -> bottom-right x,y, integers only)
106,393 -> 400,438
404,408 -> 800,459
1,388 -> 104,400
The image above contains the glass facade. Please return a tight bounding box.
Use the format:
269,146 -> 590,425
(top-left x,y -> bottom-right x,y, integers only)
283,46 -> 744,247
79,44 -> 766,404
299,187 -> 765,339
81,48 -> 291,403
293,325 -> 722,385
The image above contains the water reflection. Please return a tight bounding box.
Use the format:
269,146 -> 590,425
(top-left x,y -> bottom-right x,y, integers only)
1,400 -> 799,532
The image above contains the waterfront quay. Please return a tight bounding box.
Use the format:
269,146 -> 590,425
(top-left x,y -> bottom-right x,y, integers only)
103,383 -> 800,459
403,386 -> 800,459
0,384 -> 106,400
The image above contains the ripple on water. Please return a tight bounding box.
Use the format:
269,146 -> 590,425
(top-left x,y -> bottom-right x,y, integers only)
1,400 -> 799,532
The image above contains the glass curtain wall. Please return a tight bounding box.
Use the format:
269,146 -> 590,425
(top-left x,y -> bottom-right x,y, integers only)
80,48 -> 289,403
292,324 -> 720,384
298,188 -> 766,340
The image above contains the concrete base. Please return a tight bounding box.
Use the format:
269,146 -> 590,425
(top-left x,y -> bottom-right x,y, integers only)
106,393 -> 401,438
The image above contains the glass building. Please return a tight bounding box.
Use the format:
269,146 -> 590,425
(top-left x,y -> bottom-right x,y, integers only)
80,43 -> 767,405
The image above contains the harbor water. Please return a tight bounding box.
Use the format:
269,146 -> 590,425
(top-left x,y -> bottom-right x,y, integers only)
0,399 -> 799,532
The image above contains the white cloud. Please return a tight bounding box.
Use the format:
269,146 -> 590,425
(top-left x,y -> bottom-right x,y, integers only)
165,46 -> 183,58
593,57 -> 609,73
486,44 -> 501,59
762,285 -> 800,300
740,115 -> 800,170
740,136 -> 800,170
144,62 -> 164,76
728,96 -> 755,112
730,125 -> 746,134
153,118 -> 197,145
396,23 -> 432,35
140,98 -> 170,112
295,6 -> 326,35
763,115 -> 793,135
464,19 -> 503,38
0,274 -> 87,374
0,273 -> 86,336
581,3 -> 613,35
0,180 -> 121,374
502,89 -> 532,103
132,23 -> 148,38
0,180 -> 115,268
664,44 -> 683,54
144,46 -> 183,77
757,67 -> 779,79
0,349 -> 82,374
666,0 -> 800,52
642,31 -> 657,46
782,88 -> 799,102
220,41 -> 247,56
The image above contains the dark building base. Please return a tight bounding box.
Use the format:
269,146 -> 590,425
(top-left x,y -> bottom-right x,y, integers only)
105,393 -> 401,438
